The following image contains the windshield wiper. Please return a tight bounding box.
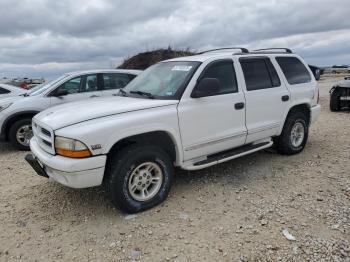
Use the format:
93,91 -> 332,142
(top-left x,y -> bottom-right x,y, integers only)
20,93 -> 29,97
130,90 -> 154,99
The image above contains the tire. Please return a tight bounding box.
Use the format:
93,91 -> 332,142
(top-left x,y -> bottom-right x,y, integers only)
104,144 -> 174,213
330,89 -> 341,112
8,118 -> 33,151
275,111 -> 309,155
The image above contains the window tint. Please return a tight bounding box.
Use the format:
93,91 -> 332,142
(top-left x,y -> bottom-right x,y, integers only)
56,76 -> 82,94
103,73 -> 133,90
276,57 -> 311,85
240,58 -> 280,91
199,60 -> 238,95
0,87 -> 10,94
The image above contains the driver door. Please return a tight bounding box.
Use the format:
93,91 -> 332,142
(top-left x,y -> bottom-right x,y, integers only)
177,59 -> 247,161
50,74 -> 102,106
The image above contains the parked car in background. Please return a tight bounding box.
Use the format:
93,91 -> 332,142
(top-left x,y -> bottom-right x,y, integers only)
330,76 -> 350,111
26,47 -> 321,213
308,65 -> 322,81
0,69 -> 141,150
0,84 -> 28,98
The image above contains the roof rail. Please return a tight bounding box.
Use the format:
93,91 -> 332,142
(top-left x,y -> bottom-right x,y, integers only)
198,47 -> 249,55
252,48 -> 293,54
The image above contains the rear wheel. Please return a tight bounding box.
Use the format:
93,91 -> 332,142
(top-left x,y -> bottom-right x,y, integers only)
8,118 -> 33,151
104,144 -> 174,213
330,88 -> 341,111
275,111 -> 308,155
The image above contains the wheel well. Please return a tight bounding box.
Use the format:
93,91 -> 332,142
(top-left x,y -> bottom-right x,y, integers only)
2,112 -> 37,141
107,131 -> 177,163
287,104 -> 311,125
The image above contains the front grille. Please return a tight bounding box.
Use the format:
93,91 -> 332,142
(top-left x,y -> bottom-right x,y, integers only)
32,120 -> 55,154
41,128 -> 51,137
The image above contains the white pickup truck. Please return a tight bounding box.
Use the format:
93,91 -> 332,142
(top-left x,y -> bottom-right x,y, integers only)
26,48 -> 321,213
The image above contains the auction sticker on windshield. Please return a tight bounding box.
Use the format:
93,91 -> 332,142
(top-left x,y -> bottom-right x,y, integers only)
171,65 -> 193,71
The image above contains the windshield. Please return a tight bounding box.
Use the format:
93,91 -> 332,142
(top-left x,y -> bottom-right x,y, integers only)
28,74 -> 70,96
123,61 -> 200,99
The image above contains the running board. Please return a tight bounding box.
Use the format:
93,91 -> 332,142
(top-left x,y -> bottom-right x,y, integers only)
183,141 -> 273,171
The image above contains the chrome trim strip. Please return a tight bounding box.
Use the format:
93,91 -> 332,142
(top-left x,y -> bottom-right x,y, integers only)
248,123 -> 279,135
185,131 -> 247,151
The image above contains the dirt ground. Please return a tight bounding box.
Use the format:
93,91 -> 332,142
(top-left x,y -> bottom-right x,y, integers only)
0,76 -> 349,262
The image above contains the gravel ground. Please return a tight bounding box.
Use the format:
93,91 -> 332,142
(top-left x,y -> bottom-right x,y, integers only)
0,76 -> 349,262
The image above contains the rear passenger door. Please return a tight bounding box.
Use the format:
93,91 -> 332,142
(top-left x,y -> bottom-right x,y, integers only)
239,57 -> 290,143
275,56 -> 315,104
101,73 -> 136,97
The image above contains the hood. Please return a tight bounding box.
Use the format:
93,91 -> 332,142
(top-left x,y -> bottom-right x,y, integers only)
35,96 -> 178,130
337,80 -> 350,88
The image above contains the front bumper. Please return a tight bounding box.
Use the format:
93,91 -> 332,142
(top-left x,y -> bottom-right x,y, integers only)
310,104 -> 321,124
27,138 -> 107,188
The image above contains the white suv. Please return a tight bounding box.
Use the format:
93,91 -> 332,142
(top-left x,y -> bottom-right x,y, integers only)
26,48 -> 321,213
0,69 -> 141,150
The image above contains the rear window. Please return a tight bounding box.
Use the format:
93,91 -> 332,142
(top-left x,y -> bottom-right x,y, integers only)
276,57 -> 311,85
240,58 -> 280,91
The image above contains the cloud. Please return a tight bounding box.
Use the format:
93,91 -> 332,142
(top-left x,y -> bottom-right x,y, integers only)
0,0 -> 349,78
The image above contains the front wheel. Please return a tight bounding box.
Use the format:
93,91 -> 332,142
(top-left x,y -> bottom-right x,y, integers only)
104,145 -> 174,213
8,118 -> 33,151
275,111 -> 309,155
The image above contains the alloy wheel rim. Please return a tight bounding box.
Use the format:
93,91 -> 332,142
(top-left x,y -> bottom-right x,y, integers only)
128,162 -> 163,202
290,122 -> 305,148
16,124 -> 33,147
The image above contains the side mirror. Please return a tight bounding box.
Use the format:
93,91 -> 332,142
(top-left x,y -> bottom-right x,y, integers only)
191,78 -> 220,98
52,89 -> 69,97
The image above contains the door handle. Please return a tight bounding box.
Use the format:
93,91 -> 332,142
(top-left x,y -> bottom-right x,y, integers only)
281,95 -> 290,102
235,102 -> 245,110
89,95 -> 99,98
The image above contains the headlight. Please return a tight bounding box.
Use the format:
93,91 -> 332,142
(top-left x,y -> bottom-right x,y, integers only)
55,136 -> 91,158
0,103 -> 12,112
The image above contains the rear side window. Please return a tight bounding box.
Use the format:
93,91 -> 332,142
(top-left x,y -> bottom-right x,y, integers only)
0,87 -> 10,94
199,60 -> 238,95
103,73 -> 134,90
240,58 -> 280,91
276,57 -> 311,85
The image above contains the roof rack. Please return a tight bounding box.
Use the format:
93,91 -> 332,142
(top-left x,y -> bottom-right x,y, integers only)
252,48 -> 293,54
198,47 -> 249,55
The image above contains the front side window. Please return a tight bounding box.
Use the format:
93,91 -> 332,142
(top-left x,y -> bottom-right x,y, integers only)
82,74 -> 98,92
198,60 -> 238,95
0,87 -> 10,94
276,57 -> 311,85
103,73 -> 134,90
53,74 -> 99,95
55,76 -> 82,95
240,58 -> 280,91
123,61 -> 201,99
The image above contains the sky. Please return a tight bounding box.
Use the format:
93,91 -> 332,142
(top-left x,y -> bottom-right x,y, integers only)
0,0 -> 349,79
